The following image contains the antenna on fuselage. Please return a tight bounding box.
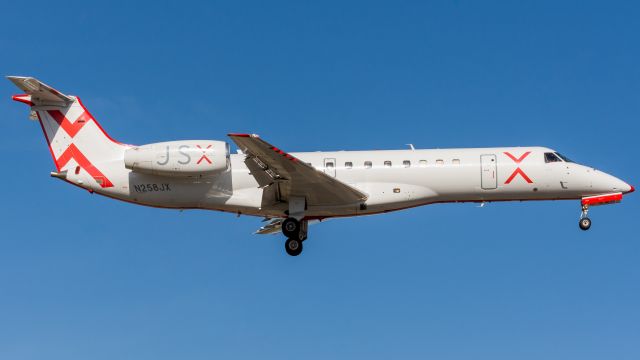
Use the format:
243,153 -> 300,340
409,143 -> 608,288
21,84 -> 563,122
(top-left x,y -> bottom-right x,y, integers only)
406,144 -> 415,150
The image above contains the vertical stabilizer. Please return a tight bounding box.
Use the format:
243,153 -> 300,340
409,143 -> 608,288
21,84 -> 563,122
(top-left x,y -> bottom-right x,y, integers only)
8,76 -> 127,189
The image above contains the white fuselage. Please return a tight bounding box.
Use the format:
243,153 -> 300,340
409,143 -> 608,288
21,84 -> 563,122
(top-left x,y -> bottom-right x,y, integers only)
66,146 -> 631,220
8,77 -> 633,255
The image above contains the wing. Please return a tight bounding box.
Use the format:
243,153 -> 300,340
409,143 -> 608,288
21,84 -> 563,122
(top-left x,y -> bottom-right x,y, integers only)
228,133 -> 368,207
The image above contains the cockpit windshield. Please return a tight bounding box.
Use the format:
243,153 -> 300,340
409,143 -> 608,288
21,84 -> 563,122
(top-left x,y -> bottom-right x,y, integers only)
544,152 -> 562,163
554,152 -> 573,163
544,152 -> 575,163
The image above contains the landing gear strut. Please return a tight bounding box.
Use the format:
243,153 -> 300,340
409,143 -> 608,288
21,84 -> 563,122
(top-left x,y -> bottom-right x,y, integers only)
579,204 -> 591,231
282,197 -> 308,256
282,217 -> 308,256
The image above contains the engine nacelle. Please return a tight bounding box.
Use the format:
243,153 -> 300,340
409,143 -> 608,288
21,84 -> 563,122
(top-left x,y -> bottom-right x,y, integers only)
124,140 -> 230,177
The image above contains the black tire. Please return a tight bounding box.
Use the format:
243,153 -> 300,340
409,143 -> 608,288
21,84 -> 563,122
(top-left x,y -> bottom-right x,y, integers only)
285,238 -> 303,256
579,217 -> 591,231
282,218 -> 300,238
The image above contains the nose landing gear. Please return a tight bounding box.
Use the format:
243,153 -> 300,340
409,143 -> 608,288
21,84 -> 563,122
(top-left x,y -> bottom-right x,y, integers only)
579,204 -> 591,231
579,217 -> 592,231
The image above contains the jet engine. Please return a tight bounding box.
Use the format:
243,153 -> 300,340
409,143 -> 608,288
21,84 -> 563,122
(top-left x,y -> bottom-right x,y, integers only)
124,140 -> 230,177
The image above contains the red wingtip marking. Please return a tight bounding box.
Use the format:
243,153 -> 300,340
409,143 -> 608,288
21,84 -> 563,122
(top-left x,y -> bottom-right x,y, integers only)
12,94 -> 34,106
628,184 -> 635,194
269,146 -> 298,161
228,133 -> 251,137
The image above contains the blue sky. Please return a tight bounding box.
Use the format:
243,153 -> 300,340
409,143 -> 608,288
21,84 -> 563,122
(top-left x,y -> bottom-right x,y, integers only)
1,1 -> 639,359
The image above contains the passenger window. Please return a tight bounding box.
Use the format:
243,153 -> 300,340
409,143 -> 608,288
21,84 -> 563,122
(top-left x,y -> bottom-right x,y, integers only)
436,159 -> 444,165
403,160 -> 411,168
544,152 -> 562,163
419,160 -> 427,167
364,161 -> 372,169
345,161 -> 353,169
452,159 -> 460,165
384,161 -> 392,168
326,162 -> 334,168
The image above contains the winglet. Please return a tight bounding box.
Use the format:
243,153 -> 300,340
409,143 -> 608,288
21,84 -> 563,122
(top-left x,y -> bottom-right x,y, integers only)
7,76 -> 73,105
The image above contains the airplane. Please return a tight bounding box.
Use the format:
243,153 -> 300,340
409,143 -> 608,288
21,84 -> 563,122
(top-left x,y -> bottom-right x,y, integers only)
8,76 -> 634,256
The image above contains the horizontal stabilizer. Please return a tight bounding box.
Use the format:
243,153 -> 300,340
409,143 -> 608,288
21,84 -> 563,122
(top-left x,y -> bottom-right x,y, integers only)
255,218 -> 284,235
255,218 -> 321,235
7,76 -> 73,105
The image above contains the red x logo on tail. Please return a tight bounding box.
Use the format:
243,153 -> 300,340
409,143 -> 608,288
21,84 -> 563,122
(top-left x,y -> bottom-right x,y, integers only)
56,144 -> 114,188
47,110 -> 91,138
44,110 -> 114,188
504,151 -> 533,184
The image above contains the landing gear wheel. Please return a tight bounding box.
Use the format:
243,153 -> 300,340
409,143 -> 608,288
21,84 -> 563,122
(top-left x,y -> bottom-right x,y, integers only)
285,238 -> 303,256
579,217 -> 592,231
282,218 -> 300,238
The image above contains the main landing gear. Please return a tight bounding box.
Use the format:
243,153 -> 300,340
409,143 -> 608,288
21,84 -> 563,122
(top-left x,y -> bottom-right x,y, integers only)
282,217 -> 308,256
282,197 -> 308,256
579,204 -> 591,231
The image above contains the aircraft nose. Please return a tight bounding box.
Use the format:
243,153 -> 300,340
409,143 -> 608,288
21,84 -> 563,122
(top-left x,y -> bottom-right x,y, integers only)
614,175 -> 634,194
608,174 -> 633,194
624,183 -> 634,194
591,170 -> 633,194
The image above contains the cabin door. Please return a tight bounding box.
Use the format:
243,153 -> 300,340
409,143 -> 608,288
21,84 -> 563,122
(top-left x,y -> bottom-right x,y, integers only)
481,154 -> 498,190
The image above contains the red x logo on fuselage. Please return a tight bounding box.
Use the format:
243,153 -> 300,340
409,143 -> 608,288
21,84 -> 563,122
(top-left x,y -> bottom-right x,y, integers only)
504,151 -> 533,184
196,145 -> 212,165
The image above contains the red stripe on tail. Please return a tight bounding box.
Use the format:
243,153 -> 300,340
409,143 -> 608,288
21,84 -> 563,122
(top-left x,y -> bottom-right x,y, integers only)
56,144 -> 114,188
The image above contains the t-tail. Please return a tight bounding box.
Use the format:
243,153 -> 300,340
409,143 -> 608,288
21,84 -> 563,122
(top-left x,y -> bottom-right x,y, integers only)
8,76 -> 127,189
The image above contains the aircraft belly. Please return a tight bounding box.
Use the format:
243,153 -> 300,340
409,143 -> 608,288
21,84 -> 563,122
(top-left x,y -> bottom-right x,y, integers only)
356,182 -> 438,207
